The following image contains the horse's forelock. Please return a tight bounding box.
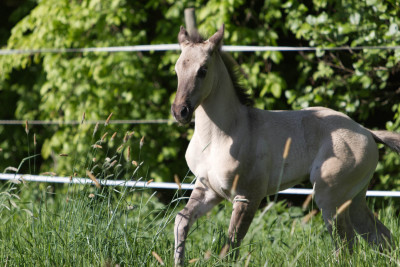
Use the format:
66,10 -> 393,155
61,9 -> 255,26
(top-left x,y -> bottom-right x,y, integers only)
187,30 -> 205,44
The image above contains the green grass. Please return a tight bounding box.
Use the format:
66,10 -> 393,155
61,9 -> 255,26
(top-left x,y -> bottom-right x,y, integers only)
1,119 -> 399,266
0,180 -> 399,266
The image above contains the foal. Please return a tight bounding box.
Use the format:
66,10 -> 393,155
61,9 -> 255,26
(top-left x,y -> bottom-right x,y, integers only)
171,25 -> 400,266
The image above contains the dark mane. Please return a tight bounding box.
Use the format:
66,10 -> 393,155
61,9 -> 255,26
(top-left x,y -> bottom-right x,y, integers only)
219,51 -> 254,106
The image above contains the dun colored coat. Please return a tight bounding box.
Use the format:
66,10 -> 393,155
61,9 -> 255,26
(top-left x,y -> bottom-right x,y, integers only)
171,25 -> 400,266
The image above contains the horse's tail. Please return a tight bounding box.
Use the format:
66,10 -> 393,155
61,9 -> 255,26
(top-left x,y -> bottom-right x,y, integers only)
369,129 -> 400,154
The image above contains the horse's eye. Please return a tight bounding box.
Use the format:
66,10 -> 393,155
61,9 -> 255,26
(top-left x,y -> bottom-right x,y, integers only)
197,66 -> 208,78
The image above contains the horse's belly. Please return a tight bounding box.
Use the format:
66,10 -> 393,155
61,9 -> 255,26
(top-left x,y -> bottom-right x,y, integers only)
264,173 -> 309,196
263,158 -> 311,196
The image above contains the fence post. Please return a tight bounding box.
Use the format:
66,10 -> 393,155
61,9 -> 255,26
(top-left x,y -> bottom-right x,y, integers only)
184,8 -> 197,37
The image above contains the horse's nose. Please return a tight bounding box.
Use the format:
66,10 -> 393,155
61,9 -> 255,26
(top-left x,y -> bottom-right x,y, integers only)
171,103 -> 192,124
180,106 -> 189,119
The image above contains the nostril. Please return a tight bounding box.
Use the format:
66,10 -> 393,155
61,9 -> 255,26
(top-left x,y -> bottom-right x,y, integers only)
180,106 -> 189,118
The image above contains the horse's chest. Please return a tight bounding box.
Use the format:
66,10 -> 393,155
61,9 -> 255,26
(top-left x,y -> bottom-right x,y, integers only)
185,138 -> 240,197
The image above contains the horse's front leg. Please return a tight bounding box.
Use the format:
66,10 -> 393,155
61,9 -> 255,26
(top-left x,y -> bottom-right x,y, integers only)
174,179 -> 222,266
226,195 -> 261,259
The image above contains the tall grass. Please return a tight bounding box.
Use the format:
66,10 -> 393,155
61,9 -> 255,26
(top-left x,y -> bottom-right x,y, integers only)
0,115 -> 399,266
1,181 -> 399,266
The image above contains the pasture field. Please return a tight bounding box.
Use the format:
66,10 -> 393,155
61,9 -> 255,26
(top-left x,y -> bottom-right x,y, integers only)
0,122 -> 399,266
0,179 -> 399,266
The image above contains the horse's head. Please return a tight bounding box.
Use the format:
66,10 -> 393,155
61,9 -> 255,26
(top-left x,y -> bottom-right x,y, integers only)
171,25 -> 224,124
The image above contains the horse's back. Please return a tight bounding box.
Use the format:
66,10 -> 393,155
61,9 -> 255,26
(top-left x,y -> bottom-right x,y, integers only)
249,106 -> 378,191
251,106 -> 375,158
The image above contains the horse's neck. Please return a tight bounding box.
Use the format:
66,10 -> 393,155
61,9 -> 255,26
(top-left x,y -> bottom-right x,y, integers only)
194,53 -> 246,141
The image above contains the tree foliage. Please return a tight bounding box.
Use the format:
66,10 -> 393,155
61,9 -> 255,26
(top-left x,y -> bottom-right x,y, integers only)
0,0 -> 399,190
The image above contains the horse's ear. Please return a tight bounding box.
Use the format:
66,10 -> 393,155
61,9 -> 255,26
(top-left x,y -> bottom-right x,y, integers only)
178,26 -> 190,45
207,24 -> 224,51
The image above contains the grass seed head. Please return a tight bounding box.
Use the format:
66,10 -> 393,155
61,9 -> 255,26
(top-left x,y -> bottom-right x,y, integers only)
111,132 -> 117,140
123,131 -> 135,143
204,250 -> 212,260
34,134 -> 37,146
25,120 -> 29,135
219,244 -> 229,259
4,167 -> 18,173
92,144 -> 102,149
146,179 -> 154,185
283,137 -> 292,159
302,193 -> 313,210
86,170 -> 101,189
151,251 -> 164,266
189,258 -> 199,264
290,219 -> 297,236
244,253 -> 252,267
101,132 -> 108,143
140,136 -> 145,149
105,112 -> 113,126
116,144 -> 124,153
9,198 -> 18,208
174,174 -> 181,190
19,176 -> 27,184
230,174 -> 239,196
127,147 -> 131,160
93,122 -> 99,137
335,200 -> 352,217
302,209 -> 318,224
123,132 -> 128,143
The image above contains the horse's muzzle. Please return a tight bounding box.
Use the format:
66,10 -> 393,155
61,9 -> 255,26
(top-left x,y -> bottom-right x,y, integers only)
171,103 -> 193,125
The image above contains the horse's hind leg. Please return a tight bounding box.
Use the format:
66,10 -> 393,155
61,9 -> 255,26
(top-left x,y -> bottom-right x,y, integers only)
349,187 -> 393,250
317,198 -> 356,252
312,160 -> 358,252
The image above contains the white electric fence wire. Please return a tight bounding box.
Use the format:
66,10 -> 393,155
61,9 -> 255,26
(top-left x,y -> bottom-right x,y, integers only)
1,44 -> 400,55
0,119 -> 175,125
1,173 -> 399,197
